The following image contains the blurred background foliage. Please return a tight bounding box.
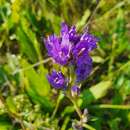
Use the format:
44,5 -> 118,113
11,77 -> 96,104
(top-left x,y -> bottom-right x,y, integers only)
0,0 -> 130,129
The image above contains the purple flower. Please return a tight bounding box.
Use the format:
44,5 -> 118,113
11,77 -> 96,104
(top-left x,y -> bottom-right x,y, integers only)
71,86 -> 80,96
72,33 -> 98,82
75,53 -> 92,82
61,22 -> 80,44
80,33 -> 98,51
72,33 -> 98,60
44,34 -> 71,65
44,22 -> 80,65
47,70 -> 67,89
44,22 -> 98,82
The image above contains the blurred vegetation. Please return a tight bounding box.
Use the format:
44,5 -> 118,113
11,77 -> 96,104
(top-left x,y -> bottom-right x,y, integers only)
0,0 -> 130,129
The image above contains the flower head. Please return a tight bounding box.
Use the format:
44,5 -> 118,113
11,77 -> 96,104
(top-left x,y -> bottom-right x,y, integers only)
44,22 -> 98,83
47,70 -> 67,89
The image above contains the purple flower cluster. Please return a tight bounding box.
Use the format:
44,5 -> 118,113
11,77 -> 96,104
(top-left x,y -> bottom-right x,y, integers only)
44,22 -> 98,89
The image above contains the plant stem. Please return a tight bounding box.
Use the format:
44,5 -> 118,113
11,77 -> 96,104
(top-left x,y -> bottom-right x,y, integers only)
71,98 -> 82,119
90,104 -> 130,109
67,94 -> 97,130
61,116 -> 70,130
83,124 -> 96,130
13,58 -> 52,75
108,34 -> 117,76
115,61 -> 130,74
67,94 -> 82,119
51,92 -> 64,120
82,0 -> 100,31
92,1 -> 125,24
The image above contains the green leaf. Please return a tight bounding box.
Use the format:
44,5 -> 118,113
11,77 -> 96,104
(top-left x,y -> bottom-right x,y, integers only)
0,122 -> 11,130
25,8 -> 40,32
61,106 -> 74,117
108,118 -> 120,130
21,59 -> 53,111
92,56 -> 104,63
20,17 -> 42,59
16,24 -> 38,63
76,9 -> 90,30
81,81 -> 112,107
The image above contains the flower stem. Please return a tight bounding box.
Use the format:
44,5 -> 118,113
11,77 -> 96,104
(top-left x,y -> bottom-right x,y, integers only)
67,94 -> 82,119
71,98 -> 82,119
67,94 -> 96,130
51,92 -> 64,120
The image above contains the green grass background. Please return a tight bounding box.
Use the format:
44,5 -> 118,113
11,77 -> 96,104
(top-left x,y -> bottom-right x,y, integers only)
0,0 -> 130,129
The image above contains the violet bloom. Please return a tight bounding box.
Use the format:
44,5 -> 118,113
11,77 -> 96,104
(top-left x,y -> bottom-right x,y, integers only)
71,86 -> 80,96
47,70 -> 67,89
44,22 -> 80,65
44,34 -> 71,65
61,22 -> 80,44
76,53 -> 92,82
72,33 -> 98,82
72,33 -> 98,61
44,22 -> 98,82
